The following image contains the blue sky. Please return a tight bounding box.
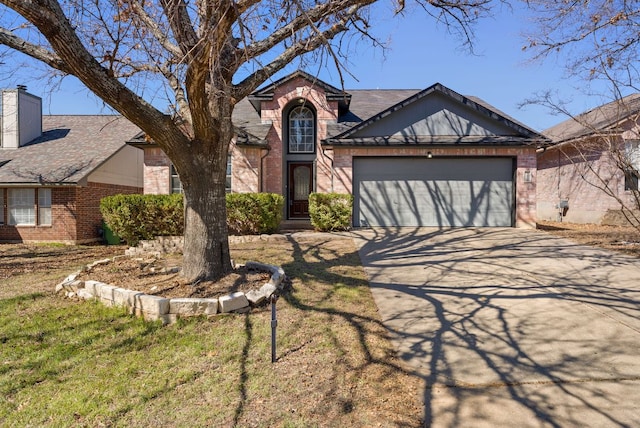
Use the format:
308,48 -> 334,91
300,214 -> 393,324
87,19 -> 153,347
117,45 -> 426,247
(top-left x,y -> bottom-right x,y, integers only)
2,2 -> 622,132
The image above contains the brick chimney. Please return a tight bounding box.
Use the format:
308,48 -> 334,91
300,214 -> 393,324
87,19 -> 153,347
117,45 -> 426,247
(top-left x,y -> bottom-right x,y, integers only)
1,86 -> 43,149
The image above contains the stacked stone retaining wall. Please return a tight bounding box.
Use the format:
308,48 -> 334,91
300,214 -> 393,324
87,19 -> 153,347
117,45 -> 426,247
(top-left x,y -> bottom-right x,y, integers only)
56,258 -> 286,324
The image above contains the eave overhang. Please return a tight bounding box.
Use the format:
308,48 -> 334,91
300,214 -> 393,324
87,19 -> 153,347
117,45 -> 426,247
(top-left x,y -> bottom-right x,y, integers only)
322,135 -> 549,148
126,128 -> 269,149
247,70 -> 351,115
328,83 -> 544,142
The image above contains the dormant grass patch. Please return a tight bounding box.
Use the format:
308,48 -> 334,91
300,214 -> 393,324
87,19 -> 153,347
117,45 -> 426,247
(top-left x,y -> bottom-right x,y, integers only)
0,237 -> 425,427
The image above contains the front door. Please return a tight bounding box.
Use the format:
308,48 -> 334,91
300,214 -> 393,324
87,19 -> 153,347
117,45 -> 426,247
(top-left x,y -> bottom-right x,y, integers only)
288,162 -> 313,218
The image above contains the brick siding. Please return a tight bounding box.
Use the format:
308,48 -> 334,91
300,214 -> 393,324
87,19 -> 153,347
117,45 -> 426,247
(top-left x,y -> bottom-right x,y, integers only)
76,182 -> 142,242
0,182 -> 141,243
537,144 -> 632,223
137,76 -> 537,228
231,143 -> 261,193
258,77 -> 338,196
142,147 -> 171,195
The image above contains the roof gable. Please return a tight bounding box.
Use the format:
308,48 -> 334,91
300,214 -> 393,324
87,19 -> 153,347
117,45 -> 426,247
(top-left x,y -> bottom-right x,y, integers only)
326,83 -> 541,145
248,70 -> 351,113
0,115 -> 140,185
543,93 -> 640,143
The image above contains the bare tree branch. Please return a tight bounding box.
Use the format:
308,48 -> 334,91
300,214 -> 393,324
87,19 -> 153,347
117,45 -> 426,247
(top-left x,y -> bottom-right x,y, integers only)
0,0 -> 497,280
159,0 -> 199,59
532,89 -> 640,230
123,0 -> 182,58
524,0 -> 640,86
234,2 -> 370,99
0,27 -> 68,72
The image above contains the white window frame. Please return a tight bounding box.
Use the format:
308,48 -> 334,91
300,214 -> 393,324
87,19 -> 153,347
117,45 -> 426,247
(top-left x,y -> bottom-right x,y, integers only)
170,164 -> 183,194
626,140 -> 640,171
624,141 -> 640,191
171,159 -> 231,194
6,188 -> 52,226
288,106 -> 315,153
8,188 -> 36,226
38,188 -> 52,226
226,154 -> 232,193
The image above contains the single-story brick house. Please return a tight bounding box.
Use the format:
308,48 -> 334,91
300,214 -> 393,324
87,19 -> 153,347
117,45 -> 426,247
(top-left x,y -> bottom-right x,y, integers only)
131,71 -> 544,228
537,94 -> 640,224
0,87 -> 143,243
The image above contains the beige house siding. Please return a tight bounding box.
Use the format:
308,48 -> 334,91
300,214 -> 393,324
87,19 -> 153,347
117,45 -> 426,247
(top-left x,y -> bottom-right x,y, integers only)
88,145 -> 144,188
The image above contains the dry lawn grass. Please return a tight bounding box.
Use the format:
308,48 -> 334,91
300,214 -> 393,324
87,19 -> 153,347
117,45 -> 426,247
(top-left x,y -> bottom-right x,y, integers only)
0,235 -> 425,427
538,221 -> 640,257
5,224 -> 640,426
0,243 -> 122,299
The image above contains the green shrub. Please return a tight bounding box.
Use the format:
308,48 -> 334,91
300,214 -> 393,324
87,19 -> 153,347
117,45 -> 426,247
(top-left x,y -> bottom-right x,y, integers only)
226,193 -> 284,235
101,192 -> 284,244
100,194 -> 184,245
308,193 -> 353,231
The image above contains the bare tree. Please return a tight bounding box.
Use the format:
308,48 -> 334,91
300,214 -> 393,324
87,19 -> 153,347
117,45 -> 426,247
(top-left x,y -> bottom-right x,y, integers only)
525,91 -> 640,228
524,0 -> 640,92
0,0 -> 493,281
522,1 -> 640,228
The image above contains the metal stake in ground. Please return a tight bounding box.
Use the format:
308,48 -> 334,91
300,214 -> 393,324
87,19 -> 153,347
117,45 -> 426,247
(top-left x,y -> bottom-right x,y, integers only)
271,294 -> 278,363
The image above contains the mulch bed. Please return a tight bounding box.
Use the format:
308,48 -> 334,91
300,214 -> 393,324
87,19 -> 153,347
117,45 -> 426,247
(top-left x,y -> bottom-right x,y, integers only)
75,255 -> 273,299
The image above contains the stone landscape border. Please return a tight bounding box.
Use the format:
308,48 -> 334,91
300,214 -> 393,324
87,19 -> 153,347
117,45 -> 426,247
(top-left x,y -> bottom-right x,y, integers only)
56,258 -> 286,324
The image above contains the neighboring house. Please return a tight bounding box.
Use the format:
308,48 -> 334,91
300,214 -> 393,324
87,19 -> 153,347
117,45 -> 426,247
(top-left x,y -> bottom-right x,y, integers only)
0,87 -> 143,243
537,94 -> 640,224
130,71 -> 544,228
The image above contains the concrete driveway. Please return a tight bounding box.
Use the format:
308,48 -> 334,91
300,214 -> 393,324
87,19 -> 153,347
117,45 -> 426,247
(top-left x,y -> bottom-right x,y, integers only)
352,228 -> 640,427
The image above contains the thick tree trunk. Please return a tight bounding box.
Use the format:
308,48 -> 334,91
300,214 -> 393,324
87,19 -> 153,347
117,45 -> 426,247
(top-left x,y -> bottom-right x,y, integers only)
181,161 -> 233,281
162,82 -> 237,283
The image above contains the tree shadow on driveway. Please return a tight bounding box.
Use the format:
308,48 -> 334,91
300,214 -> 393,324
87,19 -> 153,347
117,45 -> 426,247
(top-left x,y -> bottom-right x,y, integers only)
353,227 -> 640,427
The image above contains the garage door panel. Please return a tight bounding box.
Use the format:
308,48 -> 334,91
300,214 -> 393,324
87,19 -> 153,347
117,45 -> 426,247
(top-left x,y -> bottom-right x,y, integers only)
354,158 -> 514,227
358,180 -> 434,226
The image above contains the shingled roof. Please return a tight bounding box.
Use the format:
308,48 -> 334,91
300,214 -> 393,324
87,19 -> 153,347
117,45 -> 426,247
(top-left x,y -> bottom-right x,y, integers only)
0,115 -> 140,185
327,89 -> 421,137
247,70 -> 352,115
229,69 -> 550,145
325,83 -> 545,145
131,74 -> 542,150
543,93 -> 640,143
127,101 -> 270,148
123,73 -> 547,153
230,87 -> 424,142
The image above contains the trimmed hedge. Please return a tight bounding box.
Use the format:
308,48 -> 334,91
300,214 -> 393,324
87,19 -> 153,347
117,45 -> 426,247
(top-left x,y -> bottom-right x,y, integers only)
100,194 -> 184,246
101,192 -> 284,245
226,193 -> 284,235
308,193 -> 353,231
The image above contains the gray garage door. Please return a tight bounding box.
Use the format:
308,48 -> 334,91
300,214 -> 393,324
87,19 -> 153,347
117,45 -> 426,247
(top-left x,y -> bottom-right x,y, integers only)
353,157 -> 514,227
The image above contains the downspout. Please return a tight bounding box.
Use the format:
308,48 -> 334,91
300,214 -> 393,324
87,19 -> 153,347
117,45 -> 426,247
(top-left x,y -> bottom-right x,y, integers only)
321,145 -> 335,193
259,145 -> 271,192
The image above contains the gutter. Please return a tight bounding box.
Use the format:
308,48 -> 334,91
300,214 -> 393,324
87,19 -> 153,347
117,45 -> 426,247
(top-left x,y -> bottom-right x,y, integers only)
0,181 -> 79,187
538,130 -> 621,153
321,146 -> 335,193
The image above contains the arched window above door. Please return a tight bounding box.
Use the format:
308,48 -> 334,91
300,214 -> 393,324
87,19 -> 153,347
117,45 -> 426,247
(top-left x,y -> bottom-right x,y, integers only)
288,106 -> 315,153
